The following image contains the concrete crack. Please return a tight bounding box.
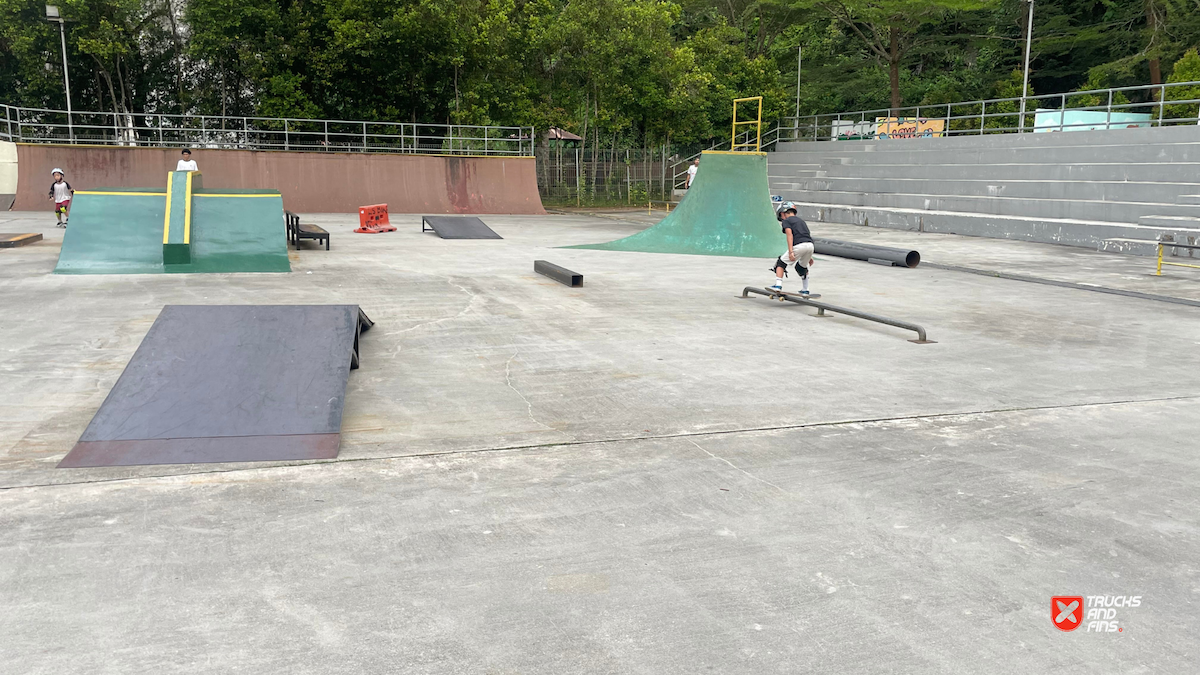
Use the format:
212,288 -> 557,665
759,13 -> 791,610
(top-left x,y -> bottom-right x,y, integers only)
505,351 -> 556,432
386,277 -> 479,356
686,439 -> 789,494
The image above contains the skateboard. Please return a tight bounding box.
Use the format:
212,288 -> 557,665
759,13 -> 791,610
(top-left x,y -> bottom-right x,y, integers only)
765,288 -> 821,301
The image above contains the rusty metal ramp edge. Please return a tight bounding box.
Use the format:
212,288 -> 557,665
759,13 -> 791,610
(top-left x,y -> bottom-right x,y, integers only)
58,305 -> 373,468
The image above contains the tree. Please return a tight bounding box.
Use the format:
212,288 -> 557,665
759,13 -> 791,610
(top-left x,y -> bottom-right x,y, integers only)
816,0 -> 995,111
1163,48 -> 1200,121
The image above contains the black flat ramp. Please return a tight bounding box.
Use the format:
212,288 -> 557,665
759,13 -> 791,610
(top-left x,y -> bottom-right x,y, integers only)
422,216 -> 502,239
58,305 -> 373,468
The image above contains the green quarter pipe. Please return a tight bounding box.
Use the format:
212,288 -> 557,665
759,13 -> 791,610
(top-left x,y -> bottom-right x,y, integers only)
571,150 -> 781,257
55,171 -> 290,274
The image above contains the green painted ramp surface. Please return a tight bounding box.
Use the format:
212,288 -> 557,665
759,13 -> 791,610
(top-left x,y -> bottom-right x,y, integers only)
55,182 -> 290,275
571,151 -> 782,258
187,194 -> 290,273
55,191 -> 167,274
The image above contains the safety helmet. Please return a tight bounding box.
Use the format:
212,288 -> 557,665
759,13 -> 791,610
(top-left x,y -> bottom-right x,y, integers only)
51,168 -> 65,176
776,201 -> 796,220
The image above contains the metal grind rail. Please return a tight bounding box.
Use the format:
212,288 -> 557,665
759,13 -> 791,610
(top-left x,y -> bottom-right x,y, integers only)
741,287 -> 935,344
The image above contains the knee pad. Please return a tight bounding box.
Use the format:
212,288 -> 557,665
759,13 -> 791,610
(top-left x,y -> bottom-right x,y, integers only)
771,258 -> 789,276
795,263 -> 808,278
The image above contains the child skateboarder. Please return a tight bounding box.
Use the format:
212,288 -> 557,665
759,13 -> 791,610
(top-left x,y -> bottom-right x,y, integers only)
48,168 -> 74,227
769,202 -> 815,295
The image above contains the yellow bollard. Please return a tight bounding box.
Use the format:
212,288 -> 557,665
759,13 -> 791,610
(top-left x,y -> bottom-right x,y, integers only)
1157,243 -> 1163,276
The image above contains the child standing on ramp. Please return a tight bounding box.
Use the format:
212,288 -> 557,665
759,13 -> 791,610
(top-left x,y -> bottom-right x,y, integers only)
770,203 -> 815,295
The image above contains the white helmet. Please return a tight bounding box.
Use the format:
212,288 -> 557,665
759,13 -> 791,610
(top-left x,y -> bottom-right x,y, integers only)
51,168 -> 65,176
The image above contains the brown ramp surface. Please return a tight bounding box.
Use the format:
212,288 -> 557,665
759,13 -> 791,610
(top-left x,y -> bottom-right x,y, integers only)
13,145 -> 545,214
58,305 -> 373,468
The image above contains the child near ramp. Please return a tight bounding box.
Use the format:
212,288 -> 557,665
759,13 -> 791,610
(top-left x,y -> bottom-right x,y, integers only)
48,168 -> 74,227
769,202 -> 815,295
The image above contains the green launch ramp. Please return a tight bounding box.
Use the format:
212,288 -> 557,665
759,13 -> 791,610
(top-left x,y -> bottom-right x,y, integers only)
571,150 -> 781,258
55,171 -> 290,275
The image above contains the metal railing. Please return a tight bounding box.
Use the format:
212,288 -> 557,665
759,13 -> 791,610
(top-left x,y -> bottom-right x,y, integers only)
669,124 -> 785,192
776,81 -> 1200,143
0,104 -> 535,156
741,286 -> 934,343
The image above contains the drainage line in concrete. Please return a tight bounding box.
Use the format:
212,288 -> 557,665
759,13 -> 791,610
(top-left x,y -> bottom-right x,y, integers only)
4,393 -> 1197,492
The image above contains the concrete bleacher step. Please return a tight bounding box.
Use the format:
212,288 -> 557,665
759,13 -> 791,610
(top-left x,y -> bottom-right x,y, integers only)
784,200 -> 1200,255
769,184 -> 1200,223
772,145 -> 1200,164
780,176 -> 1200,206
1100,237 -> 1200,257
766,124 -> 1200,254
816,162 -> 1200,183
1138,214 -> 1200,233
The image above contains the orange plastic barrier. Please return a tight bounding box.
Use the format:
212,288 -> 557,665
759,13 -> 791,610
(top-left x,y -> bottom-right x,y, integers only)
355,204 -> 396,233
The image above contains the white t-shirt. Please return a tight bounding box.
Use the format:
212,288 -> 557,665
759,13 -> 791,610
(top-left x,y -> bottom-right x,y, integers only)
50,181 -> 72,203
686,164 -> 698,186
176,159 -> 198,171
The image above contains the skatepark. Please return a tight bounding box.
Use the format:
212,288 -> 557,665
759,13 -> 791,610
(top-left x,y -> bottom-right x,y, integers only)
4,123 -> 1200,672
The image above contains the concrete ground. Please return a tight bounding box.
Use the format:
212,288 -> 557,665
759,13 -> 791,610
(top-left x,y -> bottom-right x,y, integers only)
1,209 -> 1198,673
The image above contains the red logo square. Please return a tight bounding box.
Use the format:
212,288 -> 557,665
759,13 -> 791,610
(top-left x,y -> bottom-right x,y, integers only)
1053,596 -> 1084,631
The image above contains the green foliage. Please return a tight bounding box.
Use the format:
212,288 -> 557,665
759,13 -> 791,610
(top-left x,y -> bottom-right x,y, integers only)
2,0 -> 1200,146
1163,49 -> 1200,121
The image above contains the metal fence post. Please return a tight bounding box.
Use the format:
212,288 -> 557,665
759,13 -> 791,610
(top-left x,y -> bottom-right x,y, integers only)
661,143 -> 666,201
1159,85 -> 1166,125
362,122 -> 367,151
158,114 -> 163,146
324,120 -> 329,150
1106,90 -> 1112,130
979,101 -> 986,134
284,119 -> 289,150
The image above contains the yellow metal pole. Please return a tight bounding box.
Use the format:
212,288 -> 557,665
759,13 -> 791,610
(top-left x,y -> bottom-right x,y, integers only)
755,98 -> 762,151
1157,243 -> 1163,276
731,100 -> 738,147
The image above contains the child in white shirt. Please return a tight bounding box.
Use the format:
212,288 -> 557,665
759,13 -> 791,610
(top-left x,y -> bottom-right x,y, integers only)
48,169 -> 74,227
176,149 -> 198,171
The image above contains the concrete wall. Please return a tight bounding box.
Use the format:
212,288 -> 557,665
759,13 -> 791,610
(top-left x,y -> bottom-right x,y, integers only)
12,144 -> 545,214
768,124 -> 1200,253
0,141 -> 16,210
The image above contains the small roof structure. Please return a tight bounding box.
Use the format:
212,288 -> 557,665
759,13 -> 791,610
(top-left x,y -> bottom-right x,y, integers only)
546,127 -> 583,141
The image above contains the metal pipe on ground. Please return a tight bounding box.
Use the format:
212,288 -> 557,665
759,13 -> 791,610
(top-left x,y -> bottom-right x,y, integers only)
813,238 -> 921,268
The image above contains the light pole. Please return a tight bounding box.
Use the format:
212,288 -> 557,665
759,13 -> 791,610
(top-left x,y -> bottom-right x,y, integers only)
1018,0 -> 1035,133
45,5 -> 73,142
795,46 -> 802,120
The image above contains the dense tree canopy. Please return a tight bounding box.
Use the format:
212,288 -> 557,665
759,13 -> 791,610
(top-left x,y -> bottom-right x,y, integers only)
2,0 -> 1198,146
